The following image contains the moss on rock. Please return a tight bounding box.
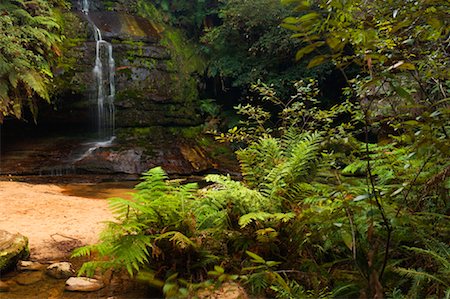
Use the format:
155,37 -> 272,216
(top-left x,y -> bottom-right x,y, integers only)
0,230 -> 29,273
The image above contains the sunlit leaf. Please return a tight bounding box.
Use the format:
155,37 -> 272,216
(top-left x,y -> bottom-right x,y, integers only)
341,231 -> 353,250
307,55 -> 328,68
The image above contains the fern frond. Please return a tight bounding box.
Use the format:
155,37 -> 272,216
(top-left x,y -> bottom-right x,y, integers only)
33,16 -> 60,29
395,267 -> 449,287
262,132 -> 322,200
110,234 -> 152,276
136,167 -> 168,189
236,137 -> 283,188
77,260 -> 116,277
19,70 -> 49,100
71,244 -> 97,258
239,212 -> 296,228
404,246 -> 450,270
283,132 -> 322,182
155,231 -> 196,250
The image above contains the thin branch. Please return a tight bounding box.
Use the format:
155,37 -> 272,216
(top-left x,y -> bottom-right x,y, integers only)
345,206 -> 357,261
395,154 -> 433,217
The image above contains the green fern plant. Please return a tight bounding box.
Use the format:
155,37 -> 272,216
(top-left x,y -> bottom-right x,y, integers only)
0,0 -> 64,121
394,240 -> 450,297
73,167 -> 198,277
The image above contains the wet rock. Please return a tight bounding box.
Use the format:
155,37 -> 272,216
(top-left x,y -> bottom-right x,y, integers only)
89,12 -> 161,42
75,148 -> 144,174
65,277 -> 105,292
15,271 -> 44,285
0,230 -> 29,273
179,145 -> 212,172
74,138 -> 216,176
46,262 -> 75,279
17,260 -> 45,271
0,280 -> 10,292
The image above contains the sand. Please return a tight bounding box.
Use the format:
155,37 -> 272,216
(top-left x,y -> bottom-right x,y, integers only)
0,181 -> 114,261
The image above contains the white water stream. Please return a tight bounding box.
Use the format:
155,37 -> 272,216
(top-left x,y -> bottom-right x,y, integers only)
82,0 -> 115,141
77,0 -> 116,160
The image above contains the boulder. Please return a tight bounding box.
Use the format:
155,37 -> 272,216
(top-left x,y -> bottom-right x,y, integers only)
65,277 -> 104,292
0,230 -> 29,273
46,262 -> 75,279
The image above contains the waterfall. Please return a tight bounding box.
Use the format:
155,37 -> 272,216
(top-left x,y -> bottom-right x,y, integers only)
82,0 -> 115,141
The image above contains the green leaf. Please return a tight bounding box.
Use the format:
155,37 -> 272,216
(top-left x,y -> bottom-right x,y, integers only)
326,37 -> 343,52
403,120 -> 419,126
397,62 -> 416,70
280,23 -> 301,31
281,0 -> 309,9
395,86 -> 412,101
246,251 -> 265,264
266,261 -> 282,267
341,231 -> 353,250
307,55 -> 328,68
298,12 -> 319,24
284,17 -> 300,24
295,42 -> 324,61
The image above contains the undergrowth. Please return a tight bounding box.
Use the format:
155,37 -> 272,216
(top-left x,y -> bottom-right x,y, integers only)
73,79 -> 449,298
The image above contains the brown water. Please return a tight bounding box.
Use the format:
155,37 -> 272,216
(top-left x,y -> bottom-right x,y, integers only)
60,181 -> 136,199
0,266 -> 153,299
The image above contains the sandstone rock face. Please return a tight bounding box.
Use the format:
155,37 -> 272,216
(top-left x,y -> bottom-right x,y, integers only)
46,262 -> 75,279
0,230 -> 29,273
74,141 -> 216,175
31,5 -> 213,176
48,10 -> 203,129
65,277 -> 105,292
0,3 -> 237,178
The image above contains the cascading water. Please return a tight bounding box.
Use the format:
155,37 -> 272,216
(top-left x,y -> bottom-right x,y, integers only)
82,0 -> 115,142
74,0 -> 116,162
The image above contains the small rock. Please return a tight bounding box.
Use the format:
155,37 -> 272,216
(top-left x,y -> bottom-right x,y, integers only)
196,282 -> 248,299
0,280 -> 10,292
65,277 -> 104,292
46,262 -> 75,279
17,260 -> 45,271
15,271 -> 43,285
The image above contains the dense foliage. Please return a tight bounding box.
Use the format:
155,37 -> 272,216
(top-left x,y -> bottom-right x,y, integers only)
140,0 -> 334,98
74,76 -> 449,297
0,0 -> 66,122
202,0 -> 311,91
4,0 -> 444,297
